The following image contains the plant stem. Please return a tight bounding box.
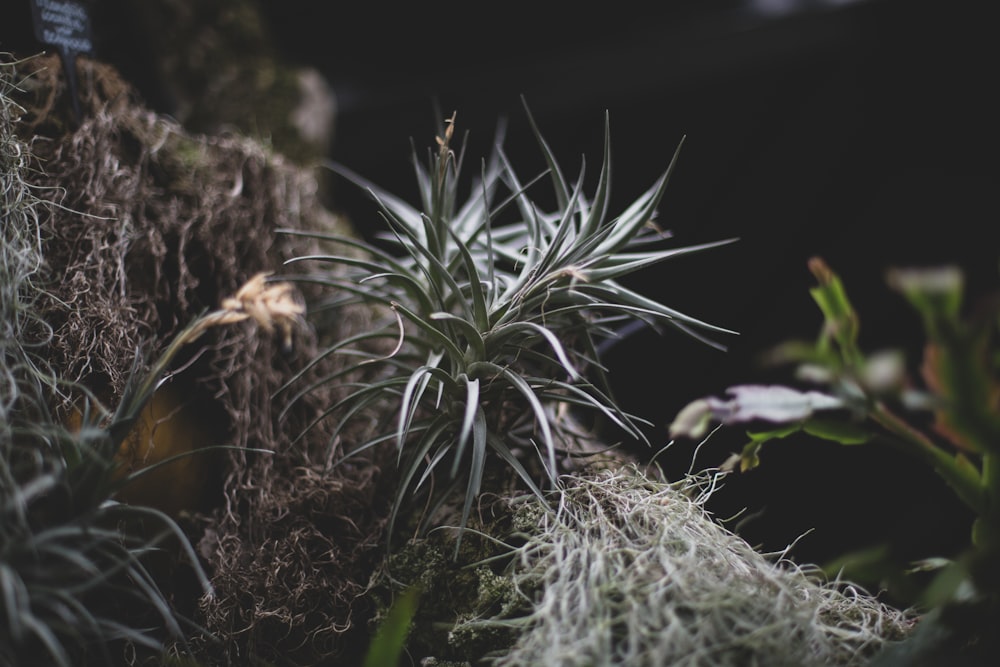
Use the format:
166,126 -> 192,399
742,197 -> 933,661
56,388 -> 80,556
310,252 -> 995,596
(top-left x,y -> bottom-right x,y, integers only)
975,453 -> 999,548
870,401 -> 985,516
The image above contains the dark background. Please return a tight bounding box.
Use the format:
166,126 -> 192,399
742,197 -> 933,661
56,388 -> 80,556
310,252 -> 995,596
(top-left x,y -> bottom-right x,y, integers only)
4,0 -> 996,593
266,0 -> 997,582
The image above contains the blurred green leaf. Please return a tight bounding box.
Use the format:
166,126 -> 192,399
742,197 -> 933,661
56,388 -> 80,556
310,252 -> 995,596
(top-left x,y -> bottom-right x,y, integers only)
807,256 -> 861,363
802,417 -> 871,445
363,585 -> 421,667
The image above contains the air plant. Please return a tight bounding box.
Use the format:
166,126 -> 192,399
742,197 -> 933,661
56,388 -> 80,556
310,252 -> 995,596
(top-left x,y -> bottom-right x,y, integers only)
278,101 -> 737,553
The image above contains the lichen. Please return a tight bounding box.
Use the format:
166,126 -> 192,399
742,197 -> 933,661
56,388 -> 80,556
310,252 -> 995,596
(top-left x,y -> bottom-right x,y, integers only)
368,528 -> 522,663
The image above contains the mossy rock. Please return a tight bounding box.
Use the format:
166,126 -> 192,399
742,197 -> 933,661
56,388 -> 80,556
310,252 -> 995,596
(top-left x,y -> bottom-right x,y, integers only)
4,52 -> 389,664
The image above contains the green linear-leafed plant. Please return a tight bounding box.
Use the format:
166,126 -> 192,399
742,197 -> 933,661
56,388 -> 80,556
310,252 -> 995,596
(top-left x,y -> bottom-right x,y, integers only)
278,101 -> 737,553
669,256 -> 1000,611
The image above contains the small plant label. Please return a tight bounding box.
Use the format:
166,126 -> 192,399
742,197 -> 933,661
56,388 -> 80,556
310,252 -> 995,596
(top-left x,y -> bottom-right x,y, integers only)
29,0 -> 94,122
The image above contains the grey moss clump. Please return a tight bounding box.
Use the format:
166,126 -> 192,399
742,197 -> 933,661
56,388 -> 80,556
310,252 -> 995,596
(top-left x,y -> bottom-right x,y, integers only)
1,59 -> 51,422
466,464 -> 914,667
